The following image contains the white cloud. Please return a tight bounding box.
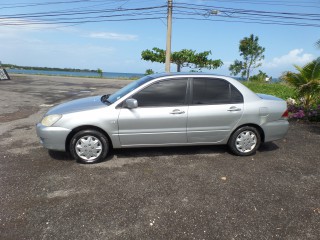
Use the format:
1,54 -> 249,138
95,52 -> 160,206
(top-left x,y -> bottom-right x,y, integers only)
88,32 -> 138,41
264,49 -> 314,68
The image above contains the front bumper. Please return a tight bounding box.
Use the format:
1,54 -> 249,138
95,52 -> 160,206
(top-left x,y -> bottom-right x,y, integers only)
36,123 -> 71,151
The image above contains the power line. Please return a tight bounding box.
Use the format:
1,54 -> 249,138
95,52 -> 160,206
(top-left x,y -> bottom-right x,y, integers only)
175,3 -> 320,17
0,4 -> 167,25
0,5 -> 166,18
198,0 -> 320,9
174,6 -> 320,22
174,17 -> 320,28
0,1 -> 319,28
173,3 -> 320,28
0,0 -> 120,9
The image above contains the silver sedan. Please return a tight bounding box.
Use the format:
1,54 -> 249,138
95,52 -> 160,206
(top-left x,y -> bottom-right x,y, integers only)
36,73 -> 289,164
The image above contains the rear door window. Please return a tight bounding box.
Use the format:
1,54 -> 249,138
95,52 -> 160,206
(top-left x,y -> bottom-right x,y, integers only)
192,78 -> 243,105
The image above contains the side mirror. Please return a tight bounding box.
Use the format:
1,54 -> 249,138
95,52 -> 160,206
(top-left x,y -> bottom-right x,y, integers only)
125,98 -> 138,109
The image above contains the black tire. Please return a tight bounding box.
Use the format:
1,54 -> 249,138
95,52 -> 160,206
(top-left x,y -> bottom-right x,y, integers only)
69,129 -> 109,164
228,126 -> 261,156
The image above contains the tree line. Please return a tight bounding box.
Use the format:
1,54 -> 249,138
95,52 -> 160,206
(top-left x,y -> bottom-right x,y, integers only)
141,34 -> 266,81
2,64 -> 97,73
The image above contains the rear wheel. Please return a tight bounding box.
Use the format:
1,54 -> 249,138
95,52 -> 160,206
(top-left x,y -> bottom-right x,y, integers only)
70,129 -> 109,164
228,126 -> 261,156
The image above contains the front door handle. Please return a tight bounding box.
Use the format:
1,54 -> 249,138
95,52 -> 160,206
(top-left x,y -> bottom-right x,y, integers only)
228,106 -> 242,112
170,109 -> 185,114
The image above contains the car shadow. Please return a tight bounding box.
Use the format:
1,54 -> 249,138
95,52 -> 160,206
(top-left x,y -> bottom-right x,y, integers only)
258,142 -> 279,152
47,145 -> 228,162
112,145 -> 228,159
48,150 -> 73,161
48,143 -> 278,163
48,150 -> 116,163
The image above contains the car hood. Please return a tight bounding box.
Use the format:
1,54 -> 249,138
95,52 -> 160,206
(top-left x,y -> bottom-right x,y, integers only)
46,96 -> 107,115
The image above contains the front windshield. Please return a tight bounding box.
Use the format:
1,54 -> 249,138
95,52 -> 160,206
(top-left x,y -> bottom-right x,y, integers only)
107,75 -> 154,104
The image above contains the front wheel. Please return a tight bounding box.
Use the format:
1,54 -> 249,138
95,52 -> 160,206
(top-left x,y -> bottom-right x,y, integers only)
228,126 -> 261,156
70,130 -> 109,164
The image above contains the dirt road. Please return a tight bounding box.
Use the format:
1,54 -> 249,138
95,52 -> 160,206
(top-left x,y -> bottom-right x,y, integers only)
1,74 -> 319,239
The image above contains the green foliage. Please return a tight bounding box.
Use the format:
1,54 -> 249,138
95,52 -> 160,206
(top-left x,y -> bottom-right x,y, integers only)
229,60 -> 243,77
249,70 -> 270,82
281,58 -> 320,109
141,47 -> 223,72
229,34 -> 265,81
97,68 -> 103,78
243,82 -> 297,100
3,63 -> 96,73
145,69 -> 154,75
141,47 -> 166,63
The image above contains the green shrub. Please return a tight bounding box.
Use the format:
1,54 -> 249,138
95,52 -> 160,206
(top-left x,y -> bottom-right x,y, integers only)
145,69 -> 154,75
281,58 -> 320,109
249,70 -> 269,83
243,82 -> 297,100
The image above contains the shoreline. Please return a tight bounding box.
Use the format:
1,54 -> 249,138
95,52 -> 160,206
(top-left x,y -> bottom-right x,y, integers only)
7,72 -> 139,81
6,68 -> 144,80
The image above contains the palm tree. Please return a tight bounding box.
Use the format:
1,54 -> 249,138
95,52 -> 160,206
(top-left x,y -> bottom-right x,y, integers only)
281,58 -> 320,109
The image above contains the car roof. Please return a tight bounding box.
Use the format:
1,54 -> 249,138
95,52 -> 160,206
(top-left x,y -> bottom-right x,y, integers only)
149,72 -> 227,79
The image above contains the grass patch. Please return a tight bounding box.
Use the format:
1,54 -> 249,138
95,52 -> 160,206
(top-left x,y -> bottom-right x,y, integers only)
242,81 -> 297,100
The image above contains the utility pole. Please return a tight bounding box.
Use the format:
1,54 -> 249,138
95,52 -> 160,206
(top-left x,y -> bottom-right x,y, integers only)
165,0 -> 173,72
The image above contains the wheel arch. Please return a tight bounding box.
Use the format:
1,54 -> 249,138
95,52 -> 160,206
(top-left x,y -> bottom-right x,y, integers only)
65,125 -> 113,152
229,123 -> 265,143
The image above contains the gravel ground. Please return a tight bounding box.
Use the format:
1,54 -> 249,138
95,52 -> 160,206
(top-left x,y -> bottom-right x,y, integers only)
0,74 -> 319,240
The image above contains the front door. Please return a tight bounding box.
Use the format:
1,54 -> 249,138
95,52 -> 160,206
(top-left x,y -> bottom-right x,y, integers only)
118,78 -> 189,146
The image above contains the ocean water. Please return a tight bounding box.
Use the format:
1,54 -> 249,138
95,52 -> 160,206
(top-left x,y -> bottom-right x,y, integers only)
7,69 -> 145,79
6,69 -> 280,82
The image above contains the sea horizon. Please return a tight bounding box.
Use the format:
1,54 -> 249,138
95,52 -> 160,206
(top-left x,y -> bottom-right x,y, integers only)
6,68 -> 280,82
7,68 -> 145,79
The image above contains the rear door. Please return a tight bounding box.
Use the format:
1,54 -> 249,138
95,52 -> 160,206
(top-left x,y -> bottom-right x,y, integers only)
118,78 -> 189,146
187,77 -> 244,143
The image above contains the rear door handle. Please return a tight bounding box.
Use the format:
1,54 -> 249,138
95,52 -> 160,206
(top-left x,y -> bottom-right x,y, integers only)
170,109 -> 185,114
228,106 -> 241,112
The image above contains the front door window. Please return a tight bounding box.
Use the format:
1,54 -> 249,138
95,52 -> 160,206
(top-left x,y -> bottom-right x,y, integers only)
133,78 -> 188,107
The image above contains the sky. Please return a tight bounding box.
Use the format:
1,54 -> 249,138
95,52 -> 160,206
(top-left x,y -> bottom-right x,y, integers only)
0,0 -> 319,77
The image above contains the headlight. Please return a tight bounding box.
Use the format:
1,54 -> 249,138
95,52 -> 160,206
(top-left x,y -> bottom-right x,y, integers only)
41,114 -> 62,127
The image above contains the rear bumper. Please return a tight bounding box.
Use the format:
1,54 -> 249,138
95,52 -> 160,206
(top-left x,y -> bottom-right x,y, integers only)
36,123 -> 71,151
261,120 -> 289,142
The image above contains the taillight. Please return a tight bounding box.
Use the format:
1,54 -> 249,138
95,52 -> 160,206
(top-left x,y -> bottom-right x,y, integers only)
281,109 -> 289,119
